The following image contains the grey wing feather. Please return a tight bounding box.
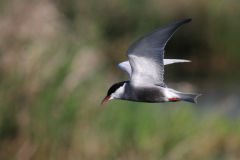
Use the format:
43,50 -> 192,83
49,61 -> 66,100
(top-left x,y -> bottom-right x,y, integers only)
118,61 -> 132,80
164,59 -> 191,65
118,59 -> 190,80
126,19 -> 191,86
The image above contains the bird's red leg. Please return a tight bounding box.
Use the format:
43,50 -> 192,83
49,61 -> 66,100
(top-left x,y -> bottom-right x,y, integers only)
169,98 -> 180,102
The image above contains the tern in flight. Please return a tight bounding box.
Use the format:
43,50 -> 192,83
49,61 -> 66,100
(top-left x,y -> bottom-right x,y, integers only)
102,19 -> 201,105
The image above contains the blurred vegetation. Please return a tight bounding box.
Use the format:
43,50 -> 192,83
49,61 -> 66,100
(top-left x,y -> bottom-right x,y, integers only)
0,0 -> 240,159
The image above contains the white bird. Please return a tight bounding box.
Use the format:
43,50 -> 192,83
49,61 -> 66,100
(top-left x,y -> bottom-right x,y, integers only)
102,19 -> 201,105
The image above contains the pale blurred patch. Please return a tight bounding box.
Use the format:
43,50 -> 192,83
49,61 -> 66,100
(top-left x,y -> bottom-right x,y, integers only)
61,48 -> 104,93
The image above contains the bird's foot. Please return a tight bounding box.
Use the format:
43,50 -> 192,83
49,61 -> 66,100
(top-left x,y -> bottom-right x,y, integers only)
169,98 -> 180,102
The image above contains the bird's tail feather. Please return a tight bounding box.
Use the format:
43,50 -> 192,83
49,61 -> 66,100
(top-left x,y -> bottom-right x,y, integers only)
176,92 -> 201,104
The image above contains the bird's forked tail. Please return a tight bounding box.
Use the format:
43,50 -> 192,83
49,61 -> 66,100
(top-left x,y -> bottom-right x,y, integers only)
175,92 -> 201,104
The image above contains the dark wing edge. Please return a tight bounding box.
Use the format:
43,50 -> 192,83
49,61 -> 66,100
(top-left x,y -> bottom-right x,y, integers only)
144,19 -> 192,50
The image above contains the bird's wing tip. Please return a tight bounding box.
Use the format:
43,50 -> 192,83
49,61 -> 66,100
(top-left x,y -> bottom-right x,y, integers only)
180,19 -> 192,24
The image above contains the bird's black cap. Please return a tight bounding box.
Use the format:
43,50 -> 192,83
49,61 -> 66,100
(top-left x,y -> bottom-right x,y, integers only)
107,81 -> 126,96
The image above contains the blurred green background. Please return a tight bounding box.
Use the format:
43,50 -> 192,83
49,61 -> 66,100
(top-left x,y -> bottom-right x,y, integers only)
0,0 -> 240,159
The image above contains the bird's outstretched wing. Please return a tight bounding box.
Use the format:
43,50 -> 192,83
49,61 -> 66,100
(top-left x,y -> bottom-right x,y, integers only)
117,61 -> 132,79
163,59 -> 191,65
118,59 -> 190,80
126,19 -> 191,86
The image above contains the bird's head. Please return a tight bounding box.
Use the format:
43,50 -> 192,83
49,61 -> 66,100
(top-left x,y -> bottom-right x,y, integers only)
101,81 -> 126,105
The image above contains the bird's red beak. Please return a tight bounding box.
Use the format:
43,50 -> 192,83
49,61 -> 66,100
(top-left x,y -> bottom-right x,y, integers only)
101,96 -> 111,105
